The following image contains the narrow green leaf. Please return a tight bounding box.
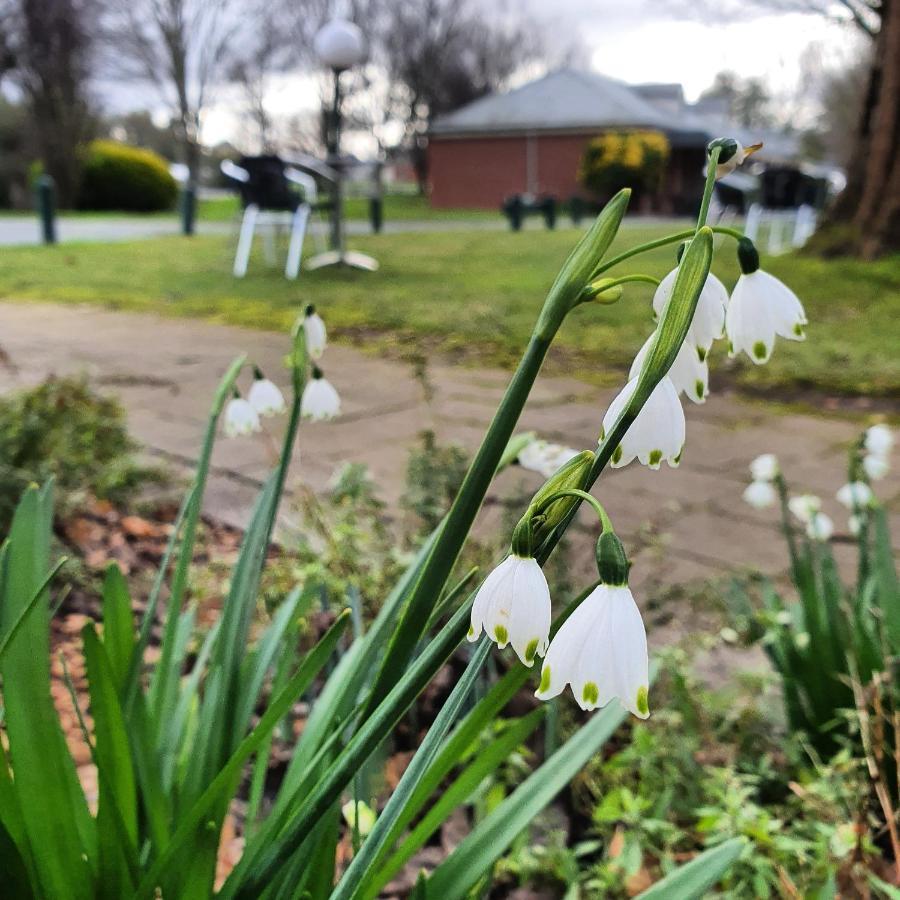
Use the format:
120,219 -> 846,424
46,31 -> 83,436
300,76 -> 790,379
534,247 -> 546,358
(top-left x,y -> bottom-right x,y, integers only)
0,483 -> 95,899
0,555 -> 67,664
82,624 -> 140,898
100,563 -> 135,697
635,838 -> 745,899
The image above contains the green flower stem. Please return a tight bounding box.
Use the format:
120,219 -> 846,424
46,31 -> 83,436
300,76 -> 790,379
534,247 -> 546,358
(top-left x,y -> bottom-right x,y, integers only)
590,224 -> 741,280
696,144 -> 722,231
359,192 -> 631,719
774,473 -> 802,581
583,273 -> 660,298
530,488 -> 613,534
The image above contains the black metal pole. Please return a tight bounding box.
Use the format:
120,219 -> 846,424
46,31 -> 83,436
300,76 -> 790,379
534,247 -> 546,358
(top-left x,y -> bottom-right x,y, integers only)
328,68 -> 344,256
181,183 -> 197,236
36,175 -> 57,245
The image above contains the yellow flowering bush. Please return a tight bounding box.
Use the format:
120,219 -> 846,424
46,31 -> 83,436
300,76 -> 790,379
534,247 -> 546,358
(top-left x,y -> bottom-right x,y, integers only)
579,130 -> 670,200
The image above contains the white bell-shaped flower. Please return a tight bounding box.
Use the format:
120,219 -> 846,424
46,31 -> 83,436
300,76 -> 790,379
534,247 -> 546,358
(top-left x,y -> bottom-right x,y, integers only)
468,555 -> 551,666
864,424 -> 893,458
301,368 -> 341,421
788,494 -> 821,524
743,480 -> 776,509
862,454 -> 889,481
224,396 -> 261,437
652,269 -> 728,353
806,512 -> 834,542
726,270 -> 807,365
630,331 -> 708,404
303,305 -> 327,360
536,584 -> 649,719
247,371 -> 286,417
836,482 -> 873,510
848,514 -> 864,537
601,376 -> 685,469
750,453 -> 779,482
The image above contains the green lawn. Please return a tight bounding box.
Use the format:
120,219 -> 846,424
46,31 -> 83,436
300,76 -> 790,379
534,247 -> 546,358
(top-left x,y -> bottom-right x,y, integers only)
198,192 -> 496,223
0,223 -> 896,398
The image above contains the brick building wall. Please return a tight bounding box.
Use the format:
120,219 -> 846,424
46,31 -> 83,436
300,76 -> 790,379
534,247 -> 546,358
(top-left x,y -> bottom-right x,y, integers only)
427,131 -> 706,213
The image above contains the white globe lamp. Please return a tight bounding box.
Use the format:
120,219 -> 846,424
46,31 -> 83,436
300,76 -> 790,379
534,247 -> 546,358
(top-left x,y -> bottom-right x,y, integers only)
314,19 -> 367,72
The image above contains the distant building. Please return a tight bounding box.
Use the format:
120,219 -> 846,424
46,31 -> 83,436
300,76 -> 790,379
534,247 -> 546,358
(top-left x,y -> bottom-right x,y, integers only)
426,68 -> 801,212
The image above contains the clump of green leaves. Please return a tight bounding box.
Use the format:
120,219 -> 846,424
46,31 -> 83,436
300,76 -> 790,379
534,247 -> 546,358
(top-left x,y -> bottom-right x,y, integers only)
0,375 -> 157,528
401,430 -> 469,537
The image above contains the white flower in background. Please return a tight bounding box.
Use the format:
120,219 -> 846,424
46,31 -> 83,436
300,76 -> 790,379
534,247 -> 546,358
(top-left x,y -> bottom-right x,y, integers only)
303,304 -> 327,359
468,555 -> 551,666
788,494 -> 821,524
743,480 -> 777,509
224,395 -> 261,437
652,269 -> 729,354
848,514 -> 864,537
518,440 -> 580,479
726,270 -> 807,364
301,368 -> 341,421
862,454 -> 889,481
710,139 -> 762,179
864,424 -> 893,458
247,370 -> 286,417
536,584 -> 649,719
750,453 -> 779,482
601,376 -> 685,469
806,512 -> 834,542
630,331 -> 709,404
836,482 -> 874,510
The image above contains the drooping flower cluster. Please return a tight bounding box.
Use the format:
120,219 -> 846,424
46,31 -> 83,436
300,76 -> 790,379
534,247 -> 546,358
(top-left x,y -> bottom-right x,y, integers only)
862,423 -> 892,481
223,306 -> 341,437
224,366 -> 287,438
741,426 -> 891,542
470,494 -> 650,720
601,236 -> 804,471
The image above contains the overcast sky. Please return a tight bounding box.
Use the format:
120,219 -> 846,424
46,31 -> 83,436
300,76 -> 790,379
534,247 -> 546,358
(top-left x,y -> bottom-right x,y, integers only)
197,0 -> 863,147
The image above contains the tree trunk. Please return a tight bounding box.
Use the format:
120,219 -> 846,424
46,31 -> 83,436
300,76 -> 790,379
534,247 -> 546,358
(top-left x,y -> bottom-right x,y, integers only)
818,0 -> 899,258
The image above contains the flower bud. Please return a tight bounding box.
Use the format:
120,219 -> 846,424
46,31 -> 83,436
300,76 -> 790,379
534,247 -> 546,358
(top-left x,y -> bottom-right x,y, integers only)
596,530 -> 630,586
582,277 -> 624,305
525,450 -> 594,546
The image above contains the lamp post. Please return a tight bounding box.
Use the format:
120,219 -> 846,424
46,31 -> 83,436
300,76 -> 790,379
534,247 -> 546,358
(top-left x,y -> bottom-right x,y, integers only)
306,18 -> 378,272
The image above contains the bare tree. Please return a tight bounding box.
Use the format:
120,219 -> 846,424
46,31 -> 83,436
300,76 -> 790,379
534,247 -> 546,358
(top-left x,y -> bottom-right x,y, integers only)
102,0 -> 242,181
1,0 -> 97,206
373,0 -> 542,191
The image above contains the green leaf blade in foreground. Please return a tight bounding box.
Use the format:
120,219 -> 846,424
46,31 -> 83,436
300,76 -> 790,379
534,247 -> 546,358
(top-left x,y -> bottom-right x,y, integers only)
0,483 -> 96,899
636,838 -> 746,899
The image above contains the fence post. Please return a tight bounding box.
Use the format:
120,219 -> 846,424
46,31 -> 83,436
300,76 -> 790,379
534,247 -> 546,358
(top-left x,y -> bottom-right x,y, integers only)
35,175 -> 57,245
180,184 -> 197,236
369,195 -> 383,234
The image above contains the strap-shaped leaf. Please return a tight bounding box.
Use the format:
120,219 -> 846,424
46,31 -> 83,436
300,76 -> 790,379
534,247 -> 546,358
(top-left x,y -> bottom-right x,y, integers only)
635,838 -> 745,899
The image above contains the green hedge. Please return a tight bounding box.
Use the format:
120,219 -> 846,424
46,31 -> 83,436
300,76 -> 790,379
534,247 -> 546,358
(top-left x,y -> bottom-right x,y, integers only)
78,139 -> 177,212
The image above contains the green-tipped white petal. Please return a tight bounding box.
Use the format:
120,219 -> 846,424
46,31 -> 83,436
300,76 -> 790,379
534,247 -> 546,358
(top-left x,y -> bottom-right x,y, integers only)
630,330 -> 709,404
743,480 -> 776,509
788,494 -> 821,524
806,512 -> 833,542
726,270 -> 806,365
301,376 -> 341,421
862,454 -> 889,481
304,310 -> 327,359
602,376 -> 685,470
536,585 -> 649,719
652,268 -> 728,352
224,397 -> 261,437
248,377 -> 287,417
469,556 -> 550,666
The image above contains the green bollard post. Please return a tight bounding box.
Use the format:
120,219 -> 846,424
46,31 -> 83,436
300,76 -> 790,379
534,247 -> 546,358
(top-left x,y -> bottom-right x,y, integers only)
369,195 -> 383,234
180,183 -> 197,236
35,175 -> 57,245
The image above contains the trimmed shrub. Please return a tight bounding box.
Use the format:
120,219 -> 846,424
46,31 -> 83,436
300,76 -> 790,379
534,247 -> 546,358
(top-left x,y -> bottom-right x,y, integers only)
77,139 -> 177,212
579,130 -> 670,201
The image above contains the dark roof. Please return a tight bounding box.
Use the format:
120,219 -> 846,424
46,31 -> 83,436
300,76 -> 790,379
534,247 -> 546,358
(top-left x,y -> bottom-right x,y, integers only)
429,68 -> 673,136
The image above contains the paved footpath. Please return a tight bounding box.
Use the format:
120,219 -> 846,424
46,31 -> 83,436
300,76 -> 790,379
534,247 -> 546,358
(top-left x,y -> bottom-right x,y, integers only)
1,302 -> 896,602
